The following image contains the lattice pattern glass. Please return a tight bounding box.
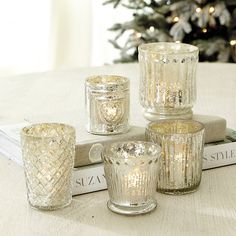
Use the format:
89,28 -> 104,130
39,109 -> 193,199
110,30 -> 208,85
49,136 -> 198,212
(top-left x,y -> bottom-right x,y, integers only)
102,141 -> 161,215
85,75 -> 129,135
146,120 -> 205,194
21,123 -> 75,210
139,42 -> 199,120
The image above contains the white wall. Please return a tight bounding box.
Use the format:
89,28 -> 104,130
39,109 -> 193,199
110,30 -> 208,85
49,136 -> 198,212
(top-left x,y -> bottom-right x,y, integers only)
91,1 -> 131,66
0,0 -> 51,76
0,1 -> 130,76
51,0 -> 92,69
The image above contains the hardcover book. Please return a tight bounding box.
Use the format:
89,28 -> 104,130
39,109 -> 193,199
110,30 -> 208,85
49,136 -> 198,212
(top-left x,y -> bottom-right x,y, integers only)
0,122 -> 145,167
72,129 -> 236,195
72,163 -> 106,195
0,123 -> 235,196
203,129 -> 236,169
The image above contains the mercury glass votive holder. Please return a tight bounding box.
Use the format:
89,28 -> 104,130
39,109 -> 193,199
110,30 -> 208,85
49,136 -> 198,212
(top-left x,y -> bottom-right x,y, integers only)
21,123 -> 76,210
85,75 -> 130,135
138,42 -> 199,121
102,141 -> 161,215
146,120 -> 205,195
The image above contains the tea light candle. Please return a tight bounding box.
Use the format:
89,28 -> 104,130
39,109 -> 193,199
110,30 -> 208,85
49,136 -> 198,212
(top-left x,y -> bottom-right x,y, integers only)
146,119 -> 205,194
102,141 -> 161,215
85,75 -> 130,135
156,81 -> 183,107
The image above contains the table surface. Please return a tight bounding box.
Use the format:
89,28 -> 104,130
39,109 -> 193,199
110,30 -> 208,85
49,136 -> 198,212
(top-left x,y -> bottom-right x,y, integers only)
0,63 -> 236,236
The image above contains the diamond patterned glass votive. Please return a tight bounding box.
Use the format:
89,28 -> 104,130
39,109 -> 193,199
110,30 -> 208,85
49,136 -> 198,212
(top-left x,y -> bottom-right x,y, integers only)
102,141 -> 161,215
85,75 -> 129,135
139,42 -> 199,121
21,123 -> 75,210
146,120 -> 205,195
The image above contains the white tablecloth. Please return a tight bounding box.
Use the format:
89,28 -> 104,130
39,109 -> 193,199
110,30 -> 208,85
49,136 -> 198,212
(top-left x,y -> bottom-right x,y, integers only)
0,63 -> 236,236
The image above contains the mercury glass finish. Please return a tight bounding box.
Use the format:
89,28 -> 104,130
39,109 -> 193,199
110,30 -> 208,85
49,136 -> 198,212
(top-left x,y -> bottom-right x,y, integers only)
146,120 -> 205,194
85,75 -> 130,135
102,141 -> 161,215
139,42 -> 199,121
21,123 -> 75,210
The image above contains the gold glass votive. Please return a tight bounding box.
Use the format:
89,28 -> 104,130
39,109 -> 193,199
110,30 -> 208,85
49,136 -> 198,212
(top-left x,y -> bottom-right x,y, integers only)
102,141 -> 161,215
21,123 -> 75,210
146,120 -> 205,195
139,42 -> 199,121
85,75 -> 130,135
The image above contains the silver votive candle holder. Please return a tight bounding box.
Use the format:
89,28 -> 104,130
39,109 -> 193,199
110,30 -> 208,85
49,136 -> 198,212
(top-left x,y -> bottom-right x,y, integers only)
146,120 -> 205,195
85,75 -> 130,135
102,141 -> 161,215
21,123 -> 75,210
138,42 -> 199,121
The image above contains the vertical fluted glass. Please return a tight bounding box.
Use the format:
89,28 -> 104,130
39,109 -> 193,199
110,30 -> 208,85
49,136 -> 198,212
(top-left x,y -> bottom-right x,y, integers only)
139,42 -> 199,121
102,141 -> 161,215
85,75 -> 130,135
21,123 -> 75,210
146,120 -> 205,194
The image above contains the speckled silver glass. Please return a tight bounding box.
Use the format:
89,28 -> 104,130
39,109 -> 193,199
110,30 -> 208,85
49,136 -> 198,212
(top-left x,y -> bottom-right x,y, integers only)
85,75 -> 130,135
146,120 -> 205,194
139,42 -> 199,121
102,141 -> 161,215
21,123 -> 75,210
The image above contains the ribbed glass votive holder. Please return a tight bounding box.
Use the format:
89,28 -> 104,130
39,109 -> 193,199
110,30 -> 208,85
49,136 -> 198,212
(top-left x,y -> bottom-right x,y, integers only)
102,141 -> 161,215
139,42 -> 199,121
146,120 -> 205,195
21,123 -> 75,210
85,75 -> 130,135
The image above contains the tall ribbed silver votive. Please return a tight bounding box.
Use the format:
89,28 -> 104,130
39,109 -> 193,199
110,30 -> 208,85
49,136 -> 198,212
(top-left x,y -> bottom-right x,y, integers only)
102,141 -> 161,215
139,42 -> 199,121
85,75 -> 130,135
146,120 -> 205,194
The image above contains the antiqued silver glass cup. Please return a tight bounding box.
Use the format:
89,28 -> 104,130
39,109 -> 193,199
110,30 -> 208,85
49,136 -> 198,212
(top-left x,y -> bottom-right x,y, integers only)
139,42 -> 199,121
146,120 -> 205,195
21,123 -> 75,210
85,75 -> 130,135
102,141 -> 162,215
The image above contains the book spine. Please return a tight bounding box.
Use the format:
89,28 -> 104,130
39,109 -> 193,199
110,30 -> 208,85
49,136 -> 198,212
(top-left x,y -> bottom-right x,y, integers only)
203,142 -> 236,170
72,164 -> 107,196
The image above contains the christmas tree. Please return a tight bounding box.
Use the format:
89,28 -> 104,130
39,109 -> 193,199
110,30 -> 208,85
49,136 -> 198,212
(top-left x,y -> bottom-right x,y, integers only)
104,0 -> 236,62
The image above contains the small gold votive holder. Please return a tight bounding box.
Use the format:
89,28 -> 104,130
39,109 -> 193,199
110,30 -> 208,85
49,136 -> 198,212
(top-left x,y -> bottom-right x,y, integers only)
146,120 -> 205,195
102,141 -> 161,215
21,123 -> 75,210
85,75 -> 130,135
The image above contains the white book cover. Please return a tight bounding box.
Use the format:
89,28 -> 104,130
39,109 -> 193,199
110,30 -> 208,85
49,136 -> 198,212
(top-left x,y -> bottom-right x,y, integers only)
203,142 -> 236,169
0,123 -> 27,166
72,163 -> 106,196
0,122 -> 145,167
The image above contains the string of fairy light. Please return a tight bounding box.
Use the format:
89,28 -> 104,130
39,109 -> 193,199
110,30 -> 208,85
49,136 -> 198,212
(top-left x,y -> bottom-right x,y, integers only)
133,4 -> 236,46
195,6 -> 213,34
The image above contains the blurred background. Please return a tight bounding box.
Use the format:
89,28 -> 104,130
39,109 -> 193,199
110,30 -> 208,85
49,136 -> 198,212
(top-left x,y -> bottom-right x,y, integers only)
0,0 -> 125,76
0,0 -> 235,77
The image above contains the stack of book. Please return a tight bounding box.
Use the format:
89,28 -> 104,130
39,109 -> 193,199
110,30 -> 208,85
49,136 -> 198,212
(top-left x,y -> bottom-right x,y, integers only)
0,119 -> 236,196
0,123 -> 145,196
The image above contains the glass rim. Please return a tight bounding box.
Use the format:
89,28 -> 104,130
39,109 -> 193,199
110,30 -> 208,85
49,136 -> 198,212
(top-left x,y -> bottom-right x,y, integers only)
85,75 -> 129,92
21,123 -> 75,139
146,119 -> 205,136
102,141 -> 162,160
138,42 -> 199,55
